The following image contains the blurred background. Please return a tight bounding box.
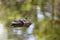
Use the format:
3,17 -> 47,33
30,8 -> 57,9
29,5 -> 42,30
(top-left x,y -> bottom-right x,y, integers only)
0,0 -> 60,40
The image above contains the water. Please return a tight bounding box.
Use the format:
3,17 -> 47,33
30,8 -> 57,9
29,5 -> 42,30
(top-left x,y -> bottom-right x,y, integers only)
0,23 -> 37,40
0,23 -> 8,40
12,23 -> 37,40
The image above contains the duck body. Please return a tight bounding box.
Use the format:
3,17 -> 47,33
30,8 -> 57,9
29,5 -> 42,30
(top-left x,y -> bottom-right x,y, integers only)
11,18 -> 32,27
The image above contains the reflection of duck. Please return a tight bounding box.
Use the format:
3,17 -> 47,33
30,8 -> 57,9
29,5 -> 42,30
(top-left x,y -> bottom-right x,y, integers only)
11,17 -> 32,27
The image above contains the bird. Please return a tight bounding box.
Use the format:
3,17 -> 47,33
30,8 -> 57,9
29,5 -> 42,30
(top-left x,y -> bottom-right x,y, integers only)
11,17 -> 32,28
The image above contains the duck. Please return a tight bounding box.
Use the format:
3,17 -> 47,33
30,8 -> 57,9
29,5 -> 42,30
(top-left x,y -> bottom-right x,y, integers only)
11,17 -> 32,28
